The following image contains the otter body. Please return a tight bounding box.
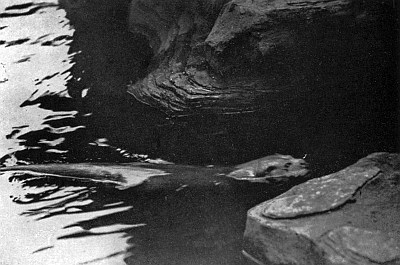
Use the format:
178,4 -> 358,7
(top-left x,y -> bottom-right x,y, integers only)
0,155 -> 308,189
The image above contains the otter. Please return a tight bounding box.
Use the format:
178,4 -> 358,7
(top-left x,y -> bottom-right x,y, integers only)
0,154 -> 308,189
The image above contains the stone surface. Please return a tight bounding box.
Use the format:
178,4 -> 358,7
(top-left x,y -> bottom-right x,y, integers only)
206,0 -> 351,52
262,166 -> 380,218
318,226 -> 400,265
243,152 -> 400,265
127,0 -> 394,115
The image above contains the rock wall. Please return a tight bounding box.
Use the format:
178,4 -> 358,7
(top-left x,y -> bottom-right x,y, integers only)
127,0 -> 395,115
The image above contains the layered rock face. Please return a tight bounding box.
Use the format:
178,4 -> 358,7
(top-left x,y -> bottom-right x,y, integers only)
243,152 -> 400,265
127,0 -> 394,115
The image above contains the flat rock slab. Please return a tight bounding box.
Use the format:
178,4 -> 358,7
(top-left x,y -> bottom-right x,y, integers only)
243,152 -> 400,265
262,166 -> 380,218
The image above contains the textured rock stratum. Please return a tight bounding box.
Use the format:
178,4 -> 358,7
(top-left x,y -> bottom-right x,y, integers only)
243,152 -> 400,265
127,0 -> 394,115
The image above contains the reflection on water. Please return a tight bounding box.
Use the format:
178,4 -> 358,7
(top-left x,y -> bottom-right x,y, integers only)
0,171 -> 141,265
0,0 -> 156,165
0,1 -> 72,153
0,0 -> 398,264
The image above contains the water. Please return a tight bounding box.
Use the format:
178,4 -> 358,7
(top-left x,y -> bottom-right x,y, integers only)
0,0 -> 398,264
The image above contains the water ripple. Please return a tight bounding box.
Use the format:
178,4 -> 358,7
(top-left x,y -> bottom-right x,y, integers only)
0,2 -> 58,18
41,34 -> 73,46
1,171 -> 140,265
5,2 -> 35,11
0,0 -> 77,162
3,37 -> 30,47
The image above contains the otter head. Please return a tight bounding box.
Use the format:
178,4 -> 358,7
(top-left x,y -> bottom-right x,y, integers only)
227,154 -> 309,183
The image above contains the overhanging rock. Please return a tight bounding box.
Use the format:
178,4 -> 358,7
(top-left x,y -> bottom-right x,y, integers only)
127,0 -> 394,115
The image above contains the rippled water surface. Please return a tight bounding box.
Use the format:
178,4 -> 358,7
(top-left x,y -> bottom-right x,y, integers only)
0,0 -> 398,264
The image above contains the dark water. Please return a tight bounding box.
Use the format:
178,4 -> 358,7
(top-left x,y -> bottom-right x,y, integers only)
0,0 -> 398,264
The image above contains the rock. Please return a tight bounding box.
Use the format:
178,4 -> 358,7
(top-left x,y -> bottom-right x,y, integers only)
206,0 -> 351,52
318,226 -> 400,265
262,165 -> 380,218
127,0 -> 394,115
243,152 -> 400,265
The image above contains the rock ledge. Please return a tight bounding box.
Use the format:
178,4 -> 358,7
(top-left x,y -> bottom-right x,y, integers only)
243,152 -> 400,265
